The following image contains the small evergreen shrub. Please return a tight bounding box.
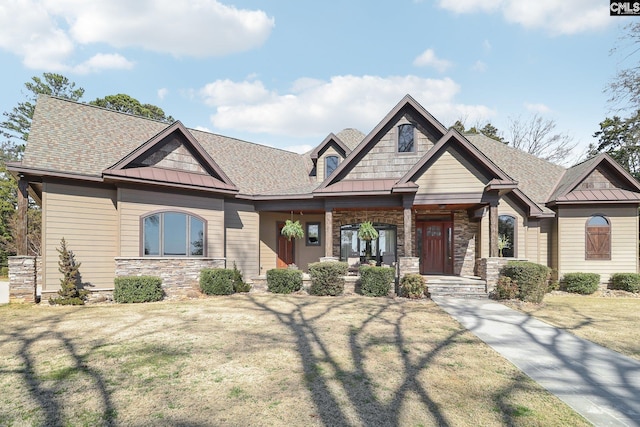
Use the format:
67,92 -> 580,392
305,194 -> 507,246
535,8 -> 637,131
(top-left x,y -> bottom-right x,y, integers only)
500,261 -> 551,303
561,273 -> 600,295
231,263 -> 252,293
0,266 -> 8,277
610,273 -> 640,293
400,273 -> 427,299
493,276 -> 519,300
359,266 -> 395,297
200,268 -> 235,296
266,268 -> 303,294
50,238 -> 89,305
114,276 -> 163,303
308,261 -> 348,296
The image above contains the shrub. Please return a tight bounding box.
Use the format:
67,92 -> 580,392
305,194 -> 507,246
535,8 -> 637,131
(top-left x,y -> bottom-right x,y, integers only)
231,263 -> 252,293
400,273 -> 427,299
50,238 -> 89,305
561,273 -> 600,295
610,273 -> 640,293
500,261 -> 551,303
114,276 -> 163,303
359,266 -> 395,297
0,266 -> 8,277
266,268 -> 303,294
200,268 -> 235,296
308,261 -> 348,296
493,276 -> 519,300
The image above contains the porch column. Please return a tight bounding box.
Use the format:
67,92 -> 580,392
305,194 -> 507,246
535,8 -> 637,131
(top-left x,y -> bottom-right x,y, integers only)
324,209 -> 333,257
403,206 -> 412,257
489,201 -> 499,257
16,176 -> 29,255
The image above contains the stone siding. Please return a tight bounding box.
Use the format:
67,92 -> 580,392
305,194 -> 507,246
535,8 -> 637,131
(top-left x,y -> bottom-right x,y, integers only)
399,257 -> 419,278
332,210 -> 405,259
115,257 -> 226,297
8,256 -> 40,303
476,257 -> 528,292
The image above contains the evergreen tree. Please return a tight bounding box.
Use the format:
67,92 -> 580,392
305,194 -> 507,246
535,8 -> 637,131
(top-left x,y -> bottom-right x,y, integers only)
50,238 -> 88,305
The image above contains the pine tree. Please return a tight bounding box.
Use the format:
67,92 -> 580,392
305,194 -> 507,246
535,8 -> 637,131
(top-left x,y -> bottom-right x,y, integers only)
50,237 -> 88,305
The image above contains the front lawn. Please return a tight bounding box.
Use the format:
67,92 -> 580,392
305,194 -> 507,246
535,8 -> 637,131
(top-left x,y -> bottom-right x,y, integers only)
0,295 -> 588,426
509,293 -> 640,360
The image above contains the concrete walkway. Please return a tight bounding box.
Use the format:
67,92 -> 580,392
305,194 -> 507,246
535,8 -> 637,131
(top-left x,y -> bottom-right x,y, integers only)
432,296 -> 640,427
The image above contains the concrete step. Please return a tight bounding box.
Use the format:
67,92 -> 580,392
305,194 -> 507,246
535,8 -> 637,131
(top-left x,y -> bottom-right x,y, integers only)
427,284 -> 488,298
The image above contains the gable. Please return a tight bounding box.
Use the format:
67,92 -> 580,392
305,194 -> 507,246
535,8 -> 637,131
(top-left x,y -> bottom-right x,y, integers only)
343,112 -> 440,181
104,121 -> 238,194
414,146 -> 490,194
576,165 -> 630,191
136,135 -> 207,174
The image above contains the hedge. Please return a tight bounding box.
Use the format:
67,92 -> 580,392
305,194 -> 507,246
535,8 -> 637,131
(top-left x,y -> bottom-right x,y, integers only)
200,268 -> 235,296
399,273 -> 427,299
114,276 -> 164,303
500,261 -> 550,303
610,273 -> 640,293
308,261 -> 348,296
266,268 -> 303,294
359,266 -> 395,297
561,273 -> 600,295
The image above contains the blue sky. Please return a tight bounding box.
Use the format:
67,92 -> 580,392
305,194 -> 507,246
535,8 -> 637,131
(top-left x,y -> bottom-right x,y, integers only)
0,1 -> 632,163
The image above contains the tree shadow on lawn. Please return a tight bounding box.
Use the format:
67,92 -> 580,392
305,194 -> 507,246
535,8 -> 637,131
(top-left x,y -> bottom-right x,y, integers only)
1,312 -> 116,427
247,295 -> 465,427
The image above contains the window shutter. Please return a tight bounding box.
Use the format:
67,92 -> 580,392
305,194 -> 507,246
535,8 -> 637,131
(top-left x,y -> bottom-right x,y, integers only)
586,226 -> 610,260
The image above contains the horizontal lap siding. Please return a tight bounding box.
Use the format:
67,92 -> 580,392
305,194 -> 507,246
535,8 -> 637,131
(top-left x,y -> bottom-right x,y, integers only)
43,182 -> 117,291
118,188 -> 224,258
415,147 -> 488,194
259,213 -> 279,275
225,202 -> 259,277
558,205 -> 638,282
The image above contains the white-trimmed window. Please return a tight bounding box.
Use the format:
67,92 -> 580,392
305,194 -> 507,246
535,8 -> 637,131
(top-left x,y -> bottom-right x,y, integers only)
586,215 -> 610,260
142,211 -> 205,256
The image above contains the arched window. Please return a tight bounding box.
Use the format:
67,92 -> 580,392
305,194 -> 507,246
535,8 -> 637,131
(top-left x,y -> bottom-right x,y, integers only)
142,211 -> 205,256
325,155 -> 339,178
586,215 -> 610,260
498,215 -> 516,257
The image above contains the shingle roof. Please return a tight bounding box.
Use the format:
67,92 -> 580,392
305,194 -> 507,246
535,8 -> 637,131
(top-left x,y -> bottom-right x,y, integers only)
465,134 -> 566,204
335,128 -> 365,150
23,96 -> 312,196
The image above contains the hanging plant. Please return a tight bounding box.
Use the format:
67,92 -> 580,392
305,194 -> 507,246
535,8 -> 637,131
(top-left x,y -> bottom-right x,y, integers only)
358,221 -> 379,241
281,219 -> 304,241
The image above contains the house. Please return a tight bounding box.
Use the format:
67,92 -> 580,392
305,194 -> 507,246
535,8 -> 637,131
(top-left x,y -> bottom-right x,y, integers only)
7,94 -> 640,301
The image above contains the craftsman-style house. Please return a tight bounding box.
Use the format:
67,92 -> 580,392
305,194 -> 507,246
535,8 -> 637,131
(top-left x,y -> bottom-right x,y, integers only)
8,94 -> 640,300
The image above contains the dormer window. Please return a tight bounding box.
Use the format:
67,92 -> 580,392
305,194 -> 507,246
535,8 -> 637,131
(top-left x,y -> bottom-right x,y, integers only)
325,155 -> 339,178
398,124 -> 415,153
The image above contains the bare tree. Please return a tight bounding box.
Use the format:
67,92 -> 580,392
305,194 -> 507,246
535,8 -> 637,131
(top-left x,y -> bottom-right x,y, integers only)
507,114 -> 577,165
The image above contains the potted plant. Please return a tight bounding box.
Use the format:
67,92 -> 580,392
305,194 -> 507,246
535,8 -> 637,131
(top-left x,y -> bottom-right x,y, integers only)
358,221 -> 378,241
281,219 -> 304,241
358,221 -> 379,262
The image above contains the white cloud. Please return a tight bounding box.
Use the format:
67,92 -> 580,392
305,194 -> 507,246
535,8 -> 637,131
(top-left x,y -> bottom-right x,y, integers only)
0,0 -> 274,71
524,102 -> 551,113
284,144 -> 314,154
157,88 -> 169,101
413,49 -> 453,72
472,60 -> 488,72
437,0 -> 610,35
200,75 -> 495,138
73,53 -> 134,74
483,39 -> 492,52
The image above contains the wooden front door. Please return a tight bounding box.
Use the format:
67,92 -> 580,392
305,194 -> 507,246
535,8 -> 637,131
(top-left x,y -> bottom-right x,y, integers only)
416,221 -> 453,274
277,222 -> 295,268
